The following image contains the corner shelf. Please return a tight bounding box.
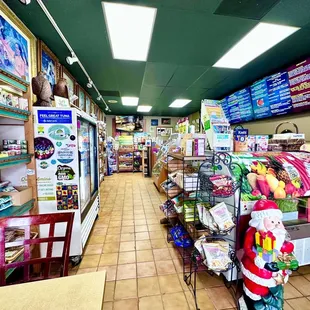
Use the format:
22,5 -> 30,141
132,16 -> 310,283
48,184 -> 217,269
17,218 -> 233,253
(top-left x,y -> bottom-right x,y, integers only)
0,199 -> 35,218
0,154 -> 33,169
0,103 -> 31,121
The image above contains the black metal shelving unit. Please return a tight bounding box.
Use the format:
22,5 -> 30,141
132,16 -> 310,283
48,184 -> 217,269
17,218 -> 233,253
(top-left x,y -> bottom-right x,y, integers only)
185,152 -> 242,310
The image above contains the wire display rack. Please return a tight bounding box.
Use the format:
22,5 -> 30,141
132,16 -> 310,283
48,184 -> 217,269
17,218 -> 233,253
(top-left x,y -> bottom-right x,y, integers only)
185,152 -> 242,310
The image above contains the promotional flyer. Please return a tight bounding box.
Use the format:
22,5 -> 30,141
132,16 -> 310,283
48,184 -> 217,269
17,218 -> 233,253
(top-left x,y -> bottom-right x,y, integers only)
34,109 -> 79,210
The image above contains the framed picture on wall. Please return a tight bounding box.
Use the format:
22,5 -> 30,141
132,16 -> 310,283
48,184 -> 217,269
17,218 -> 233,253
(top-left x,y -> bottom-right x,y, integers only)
77,85 -> 85,111
85,95 -> 91,114
151,119 -> 158,126
161,118 -> 171,125
156,127 -> 172,137
0,9 -> 33,83
38,40 -> 60,90
90,101 -> 95,115
61,66 -> 75,105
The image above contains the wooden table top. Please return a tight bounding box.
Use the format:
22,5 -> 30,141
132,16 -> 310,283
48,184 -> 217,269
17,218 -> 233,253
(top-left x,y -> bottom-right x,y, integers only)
0,271 -> 106,310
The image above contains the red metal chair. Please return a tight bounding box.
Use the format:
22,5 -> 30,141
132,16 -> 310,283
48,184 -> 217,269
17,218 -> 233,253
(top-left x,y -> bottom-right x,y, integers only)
0,212 -> 74,286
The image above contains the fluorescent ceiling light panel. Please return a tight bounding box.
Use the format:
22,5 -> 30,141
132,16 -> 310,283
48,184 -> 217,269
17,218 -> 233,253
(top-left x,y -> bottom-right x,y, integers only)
102,2 -> 157,61
213,22 -> 299,69
169,99 -> 191,108
122,97 -> 139,106
137,105 -> 152,112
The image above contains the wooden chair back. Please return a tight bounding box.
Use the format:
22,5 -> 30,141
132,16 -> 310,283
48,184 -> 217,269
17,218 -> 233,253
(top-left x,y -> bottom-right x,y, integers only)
0,212 -> 74,286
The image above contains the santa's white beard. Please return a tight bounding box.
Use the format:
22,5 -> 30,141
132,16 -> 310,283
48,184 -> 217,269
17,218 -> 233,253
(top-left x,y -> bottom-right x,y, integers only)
272,228 -> 286,251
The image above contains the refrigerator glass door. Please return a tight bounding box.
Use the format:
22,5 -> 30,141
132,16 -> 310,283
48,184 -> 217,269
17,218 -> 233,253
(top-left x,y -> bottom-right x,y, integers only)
78,118 -> 91,213
89,123 -> 98,195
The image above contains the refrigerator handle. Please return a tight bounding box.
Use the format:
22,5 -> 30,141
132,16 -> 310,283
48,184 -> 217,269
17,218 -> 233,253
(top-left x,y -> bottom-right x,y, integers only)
78,150 -> 81,176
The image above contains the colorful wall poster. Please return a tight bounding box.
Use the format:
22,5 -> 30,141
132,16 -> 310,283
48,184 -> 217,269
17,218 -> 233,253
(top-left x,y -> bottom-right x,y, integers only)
56,184 -> 78,210
250,78 -> 271,119
287,58 -> 310,112
85,96 -> 90,115
266,71 -> 293,116
34,108 -> 79,208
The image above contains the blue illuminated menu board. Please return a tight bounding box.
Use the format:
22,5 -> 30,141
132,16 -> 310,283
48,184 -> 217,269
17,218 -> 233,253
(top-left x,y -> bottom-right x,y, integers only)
250,78 -> 271,119
226,88 -> 253,124
226,92 -> 241,124
219,98 -> 230,121
266,71 -> 293,116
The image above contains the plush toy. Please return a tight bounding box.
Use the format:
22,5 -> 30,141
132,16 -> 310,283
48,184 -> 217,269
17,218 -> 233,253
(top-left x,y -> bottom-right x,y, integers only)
241,199 -> 298,309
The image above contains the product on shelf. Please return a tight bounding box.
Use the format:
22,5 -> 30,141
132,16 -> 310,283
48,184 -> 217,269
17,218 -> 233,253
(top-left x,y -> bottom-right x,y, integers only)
201,241 -> 232,273
170,225 -> 193,248
1,139 -> 28,157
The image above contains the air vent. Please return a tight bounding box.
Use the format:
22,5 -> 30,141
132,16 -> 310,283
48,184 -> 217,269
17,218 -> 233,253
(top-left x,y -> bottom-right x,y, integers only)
214,0 -> 280,20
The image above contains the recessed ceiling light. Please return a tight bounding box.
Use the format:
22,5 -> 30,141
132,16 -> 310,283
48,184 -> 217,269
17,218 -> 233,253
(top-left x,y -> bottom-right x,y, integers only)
213,22 -> 299,69
169,99 -> 191,108
121,97 -> 139,106
137,105 -> 152,112
108,100 -> 118,104
102,2 -> 157,61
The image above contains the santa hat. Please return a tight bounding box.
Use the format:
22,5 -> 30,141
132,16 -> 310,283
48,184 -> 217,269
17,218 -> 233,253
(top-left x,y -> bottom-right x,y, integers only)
251,199 -> 282,220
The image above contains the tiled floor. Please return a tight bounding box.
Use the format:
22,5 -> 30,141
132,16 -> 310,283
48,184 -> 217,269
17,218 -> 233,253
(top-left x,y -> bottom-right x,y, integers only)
70,173 -> 310,310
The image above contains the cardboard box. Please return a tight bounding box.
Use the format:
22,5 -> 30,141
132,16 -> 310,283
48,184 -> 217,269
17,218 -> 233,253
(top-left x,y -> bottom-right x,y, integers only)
0,186 -> 32,206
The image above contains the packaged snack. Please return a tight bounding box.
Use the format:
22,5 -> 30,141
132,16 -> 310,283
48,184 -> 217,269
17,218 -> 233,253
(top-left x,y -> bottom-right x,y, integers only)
202,242 -> 232,272
209,202 -> 235,231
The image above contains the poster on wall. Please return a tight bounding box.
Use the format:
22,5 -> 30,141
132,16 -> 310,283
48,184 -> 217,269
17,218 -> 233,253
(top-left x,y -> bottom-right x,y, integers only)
115,116 -> 143,132
266,71 -> 293,116
287,58 -> 310,112
250,78 -> 271,119
34,108 -> 79,210
151,119 -> 158,126
62,68 -> 75,105
0,11 -> 31,82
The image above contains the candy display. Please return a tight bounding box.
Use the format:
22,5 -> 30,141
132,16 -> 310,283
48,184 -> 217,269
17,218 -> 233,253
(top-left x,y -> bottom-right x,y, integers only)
34,137 -> 55,160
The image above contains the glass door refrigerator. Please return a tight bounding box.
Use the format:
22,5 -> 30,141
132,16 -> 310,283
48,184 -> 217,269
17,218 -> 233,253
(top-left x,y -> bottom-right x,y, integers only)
33,107 -> 100,260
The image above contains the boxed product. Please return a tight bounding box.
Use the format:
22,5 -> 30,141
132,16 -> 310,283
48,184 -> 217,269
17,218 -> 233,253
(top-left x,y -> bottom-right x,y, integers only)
194,138 -> 205,156
185,139 -> 193,156
234,129 -> 248,152
248,135 -> 256,151
0,186 -> 32,206
18,98 -> 29,110
256,135 -> 269,151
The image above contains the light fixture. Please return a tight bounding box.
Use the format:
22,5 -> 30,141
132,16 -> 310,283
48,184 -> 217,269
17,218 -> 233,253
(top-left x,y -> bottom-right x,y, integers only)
105,106 -> 109,111
66,52 -> 78,65
87,80 -> 93,88
121,96 -> 139,106
102,2 -> 157,61
97,96 -> 101,101
137,105 -> 152,112
169,99 -> 192,108
213,22 -> 299,69
19,0 -> 31,5
108,99 -> 118,104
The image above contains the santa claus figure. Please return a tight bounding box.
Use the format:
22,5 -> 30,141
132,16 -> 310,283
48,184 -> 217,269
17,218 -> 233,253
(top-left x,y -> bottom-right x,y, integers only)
241,200 -> 298,309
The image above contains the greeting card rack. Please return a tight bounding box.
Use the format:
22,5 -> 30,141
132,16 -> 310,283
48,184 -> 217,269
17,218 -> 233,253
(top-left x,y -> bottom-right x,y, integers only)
184,152 -> 242,310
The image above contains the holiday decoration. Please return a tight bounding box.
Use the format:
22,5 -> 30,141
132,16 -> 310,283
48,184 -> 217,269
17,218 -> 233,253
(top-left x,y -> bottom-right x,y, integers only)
241,199 -> 298,309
